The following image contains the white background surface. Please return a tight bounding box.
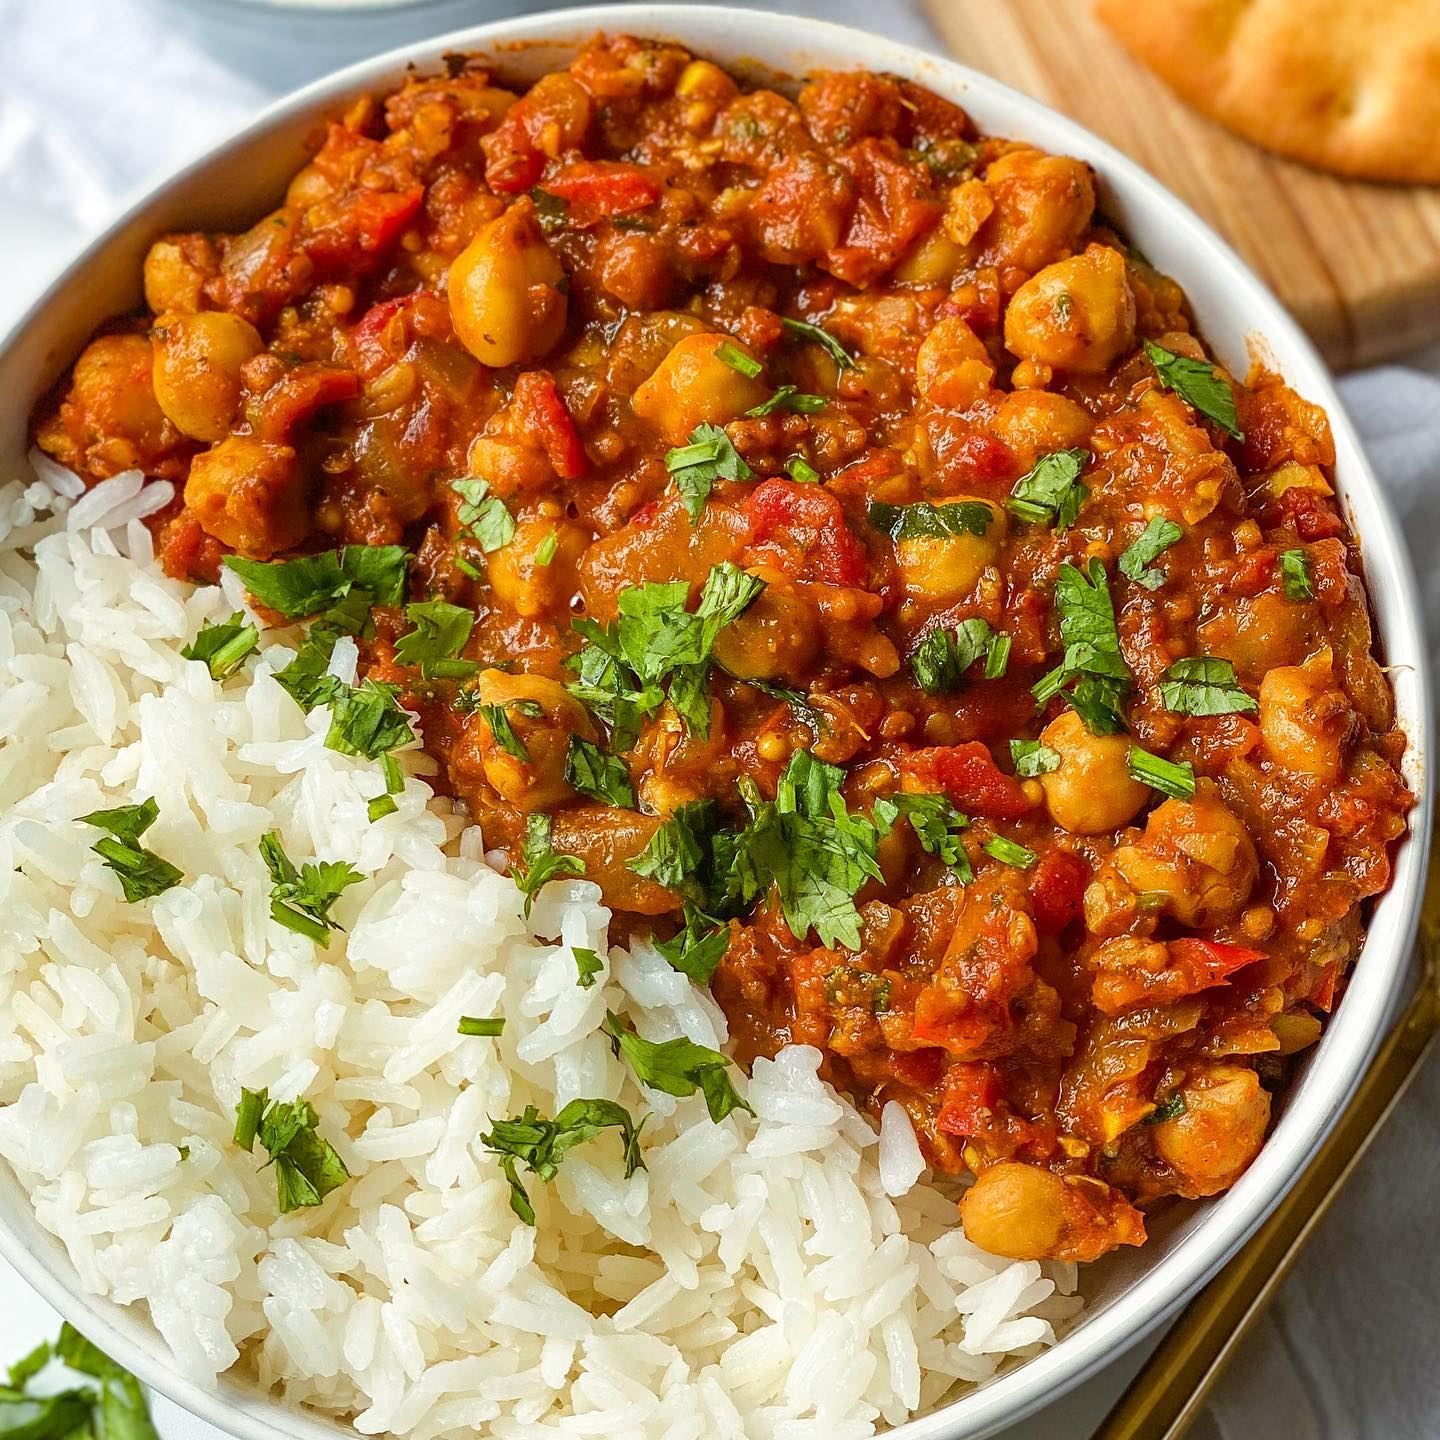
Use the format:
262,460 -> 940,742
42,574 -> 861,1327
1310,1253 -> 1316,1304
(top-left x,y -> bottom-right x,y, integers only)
2,1 -> 1439,1437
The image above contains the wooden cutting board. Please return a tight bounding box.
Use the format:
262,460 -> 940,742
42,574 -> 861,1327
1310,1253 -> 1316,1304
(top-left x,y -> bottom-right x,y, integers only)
922,0 -> 1440,370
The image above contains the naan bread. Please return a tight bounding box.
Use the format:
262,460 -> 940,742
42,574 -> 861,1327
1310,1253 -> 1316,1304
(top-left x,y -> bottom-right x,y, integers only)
1094,0 -> 1440,183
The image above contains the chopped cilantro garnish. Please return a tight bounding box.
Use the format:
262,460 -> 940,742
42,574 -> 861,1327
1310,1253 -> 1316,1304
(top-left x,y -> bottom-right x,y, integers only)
1010,739 -> 1061,777
655,903 -> 730,983
727,751 -> 882,950
824,966 -> 892,1014
481,1098 -> 645,1226
664,422 -> 753,524
564,734 -> 635,807
868,499 -> 993,542
786,456 -> 822,484
260,831 -> 362,946
873,791 -> 972,881
912,617 -> 1008,694
602,1011 -> 753,1123
1127,747 -> 1196,800
512,812 -> 585,917
1119,516 -> 1183,590
451,478 -> 515,553
715,339 -> 763,378
182,612 -> 258,679
367,752 -> 404,823
535,529 -> 559,566
747,385 -> 827,417
458,1016 -> 505,1037
780,316 -> 857,371
1280,548 -> 1314,602
1144,341 -> 1243,440
983,835 -> 1036,869
1143,1091 -> 1188,1125
1008,448 -> 1090,531
529,187 -> 569,232
1156,656 -> 1258,716
78,799 -> 183,903
1032,558 -> 1132,734
737,677 -> 828,736
394,599 -> 476,678
628,799 -> 722,903
573,947 -> 603,988
325,680 -> 416,759
4,1324 -> 160,1440
224,545 -> 408,618
479,701 -> 539,762
234,1086 -> 349,1213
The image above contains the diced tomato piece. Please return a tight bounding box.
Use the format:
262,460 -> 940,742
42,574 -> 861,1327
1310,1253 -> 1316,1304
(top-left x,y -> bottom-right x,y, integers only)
513,371 -> 587,479
481,112 -> 546,195
1167,938 -> 1266,986
1029,849 -> 1090,934
154,509 -> 225,584
910,990 -> 996,1057
1311,958 -> 1341,1012
302,185 -> 424,276
544,161 -> 661,218
890,1046 -> 946,1091
903,743 -> 1033,821
745,478 -> 867,586
252,364 -> 361,443
825,138 -> 942,287
936,1061 -> 1002,1136
1278,486 -> 1344,541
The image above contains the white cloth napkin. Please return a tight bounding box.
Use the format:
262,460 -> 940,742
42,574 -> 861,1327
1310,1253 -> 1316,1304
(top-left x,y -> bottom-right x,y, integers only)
1,3 -> 1436,1438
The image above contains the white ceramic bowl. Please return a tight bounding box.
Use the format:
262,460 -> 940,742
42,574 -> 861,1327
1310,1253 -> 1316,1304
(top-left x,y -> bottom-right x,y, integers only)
0,8 -> 1430,1439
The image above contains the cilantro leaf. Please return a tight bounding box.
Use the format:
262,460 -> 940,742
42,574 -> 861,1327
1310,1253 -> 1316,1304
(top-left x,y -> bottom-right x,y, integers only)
235,1088 -> 349,1213
1280,548 -> 1314,601
983,835 -> 1036,869
1127,746 -> 1196,800
529,187 -> 568,232
873,791 -> 972,881
482,1098 -> 645,1225
1008,448 -> 1090,531
715,340 -> 763,378
564,734 -> 635,807
394,600 -> 476,675
1144,341 -> 1243,440
325,680 -> 416,759
665,422 -> 752,525
786,456 -> 822,484
868,500 -> 994,542
224,546 -> 408,618
746,385 -> 827,417
78,799 -> 183,903
912,617 -> 1007,694
780,316 -> 856,371
565,618 -> 665,750
272,626 -> 347,712
479,701 -> 540,763
1119,516 -> 1183,590
573,947 -> 603,988
512,813 -> 585,917
602,1012 -> 753,1123
367,752 -> 404,823
1144,1091 -> 1187,1125
1033,558 -> 1132,734
260,832 -> 363,946
655,904 -> 730,983
627,800 -> 722,903
181,612 -> 258,679
458,1017 -> 504,1036
451,478 -> 515,553
1157,656 -> 1258,716
727,751 -> 882,950
51,1323 -> 159,1440
1010,739 -> 1061,777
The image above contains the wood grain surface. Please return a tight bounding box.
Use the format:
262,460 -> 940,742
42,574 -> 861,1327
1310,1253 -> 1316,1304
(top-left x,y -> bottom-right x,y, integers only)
922,0 -> 1440,369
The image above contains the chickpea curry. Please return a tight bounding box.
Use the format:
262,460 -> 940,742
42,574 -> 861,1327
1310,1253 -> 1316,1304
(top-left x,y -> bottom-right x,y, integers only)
33,37 -> 1414,1265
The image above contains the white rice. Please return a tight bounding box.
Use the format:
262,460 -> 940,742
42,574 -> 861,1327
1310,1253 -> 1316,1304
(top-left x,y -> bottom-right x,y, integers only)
0,456 -> 1083,1437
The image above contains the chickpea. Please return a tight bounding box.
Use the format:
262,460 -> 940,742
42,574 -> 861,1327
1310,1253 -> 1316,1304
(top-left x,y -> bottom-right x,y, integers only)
894,226 -> 968,286
1110,782 -> 1258,928
143,237 -> 208,314
1150,1064 -> 1271,1197
65,334 -> 173,462
1037,710 -> 1148,835
630,332 -> 768,445
1259,657 -> 1353,784
447,198 -> 567,367
457,670 -> 595,814
986,390 -> 1092,470
894,497 -> 1005,602
1004,244 -> 1136,375
711,579 -> 821,680
150,311 -> 263,442
183,434 -> 308,558
636,699 -> 729,816
1196,591 -> 1317,686
979,149 -> 1095,274
915,316 -> 995,410
550,807 -> 679,915
485,515 -> 588,619
959,1163 -> 1144,1263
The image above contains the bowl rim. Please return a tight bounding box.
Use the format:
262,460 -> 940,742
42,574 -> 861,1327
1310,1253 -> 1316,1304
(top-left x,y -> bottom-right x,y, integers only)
0,7 -> 1431,1440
